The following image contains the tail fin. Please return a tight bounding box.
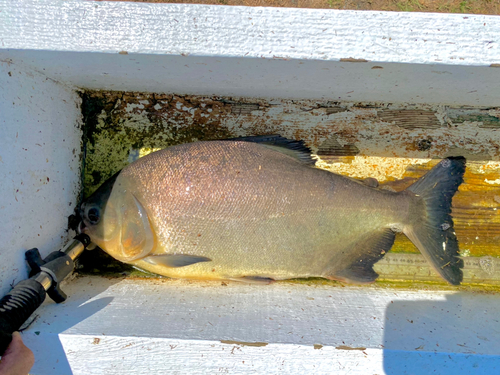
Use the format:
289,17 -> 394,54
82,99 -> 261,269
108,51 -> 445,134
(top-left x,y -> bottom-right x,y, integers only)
403,157 -> 466,285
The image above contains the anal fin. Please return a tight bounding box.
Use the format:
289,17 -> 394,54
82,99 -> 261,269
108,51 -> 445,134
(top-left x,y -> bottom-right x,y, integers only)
328,229 -> 395,284
226,276 -> 275,285
143,254 -> 211,268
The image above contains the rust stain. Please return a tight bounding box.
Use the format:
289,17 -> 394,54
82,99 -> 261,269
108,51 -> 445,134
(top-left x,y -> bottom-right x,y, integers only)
371,66 -> 384,69
314,344 -> 323,349
490,64 -> 500,68
118,51 -> 128,55
340,58 -> 369,63
221,340 -> 268,347
336,345 -> 367,351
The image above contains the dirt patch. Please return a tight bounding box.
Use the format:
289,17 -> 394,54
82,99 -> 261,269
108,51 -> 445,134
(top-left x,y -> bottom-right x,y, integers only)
102,0 -> 500,15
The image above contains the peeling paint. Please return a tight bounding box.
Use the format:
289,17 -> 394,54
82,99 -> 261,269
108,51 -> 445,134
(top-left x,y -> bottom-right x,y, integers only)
336,345 -> 367,351
316,156 -> 431,182
473,161 -> 500,174
220,340 -> 268,347
340,58 -> 369,63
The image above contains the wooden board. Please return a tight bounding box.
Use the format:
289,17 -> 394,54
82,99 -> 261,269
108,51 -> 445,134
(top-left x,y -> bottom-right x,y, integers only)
81,91 -> 500,270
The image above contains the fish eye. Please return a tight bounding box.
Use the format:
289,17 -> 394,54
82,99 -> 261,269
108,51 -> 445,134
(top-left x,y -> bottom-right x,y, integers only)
87,207 -> 100,225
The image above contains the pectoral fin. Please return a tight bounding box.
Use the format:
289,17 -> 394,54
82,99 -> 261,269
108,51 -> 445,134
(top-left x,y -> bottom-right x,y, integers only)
327,229 -> 395,284
143,254 -> 212,268
119,193 -> 155,262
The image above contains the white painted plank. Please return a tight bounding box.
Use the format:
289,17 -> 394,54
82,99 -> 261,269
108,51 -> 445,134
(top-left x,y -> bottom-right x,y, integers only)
1,3 -> 500,374
7,51 -> 500,106
1,2 -> 500,105
21,276 -> 500,374
0,61 -> 81,297
1,1 -> 499,65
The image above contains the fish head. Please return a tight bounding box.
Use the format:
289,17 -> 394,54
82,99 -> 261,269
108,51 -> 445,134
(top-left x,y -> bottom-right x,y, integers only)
80,172 -> 156,263
80,172 -> 121,253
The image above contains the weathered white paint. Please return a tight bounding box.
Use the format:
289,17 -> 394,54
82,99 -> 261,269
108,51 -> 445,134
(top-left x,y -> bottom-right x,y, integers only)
0,61 -> 82,297
2,2 -> 499,65
1,2 -> 500,105
22,276 -> 500,374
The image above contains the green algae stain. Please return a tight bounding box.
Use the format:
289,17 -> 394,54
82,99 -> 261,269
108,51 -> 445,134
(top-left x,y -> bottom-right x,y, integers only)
78,91 -> 237,275
81,92 -> 234,197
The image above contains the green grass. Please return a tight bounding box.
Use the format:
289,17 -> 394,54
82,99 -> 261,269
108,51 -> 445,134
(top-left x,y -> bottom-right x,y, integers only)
458,0 -> 472,12
327,0 -> 343,7
437,0 -> 472,13
395,0 -> 424,11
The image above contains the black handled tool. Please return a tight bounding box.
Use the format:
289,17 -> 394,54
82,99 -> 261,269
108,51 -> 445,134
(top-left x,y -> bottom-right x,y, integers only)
0,233 -> 91,356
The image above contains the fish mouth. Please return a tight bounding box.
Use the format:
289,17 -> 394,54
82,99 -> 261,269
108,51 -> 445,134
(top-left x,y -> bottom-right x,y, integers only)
77,203 -> 85,221
76,219 -> 98,250
77,220 -> 86,234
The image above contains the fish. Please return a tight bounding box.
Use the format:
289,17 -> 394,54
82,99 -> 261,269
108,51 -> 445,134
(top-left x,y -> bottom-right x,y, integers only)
80,135 -> 466,285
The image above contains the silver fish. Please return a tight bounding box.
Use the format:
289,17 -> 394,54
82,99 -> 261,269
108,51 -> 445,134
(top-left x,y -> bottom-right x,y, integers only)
81,136 -> 465,285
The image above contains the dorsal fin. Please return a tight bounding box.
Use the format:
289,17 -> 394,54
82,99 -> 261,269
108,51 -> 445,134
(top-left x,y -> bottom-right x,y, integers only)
223,135 -> 316,166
